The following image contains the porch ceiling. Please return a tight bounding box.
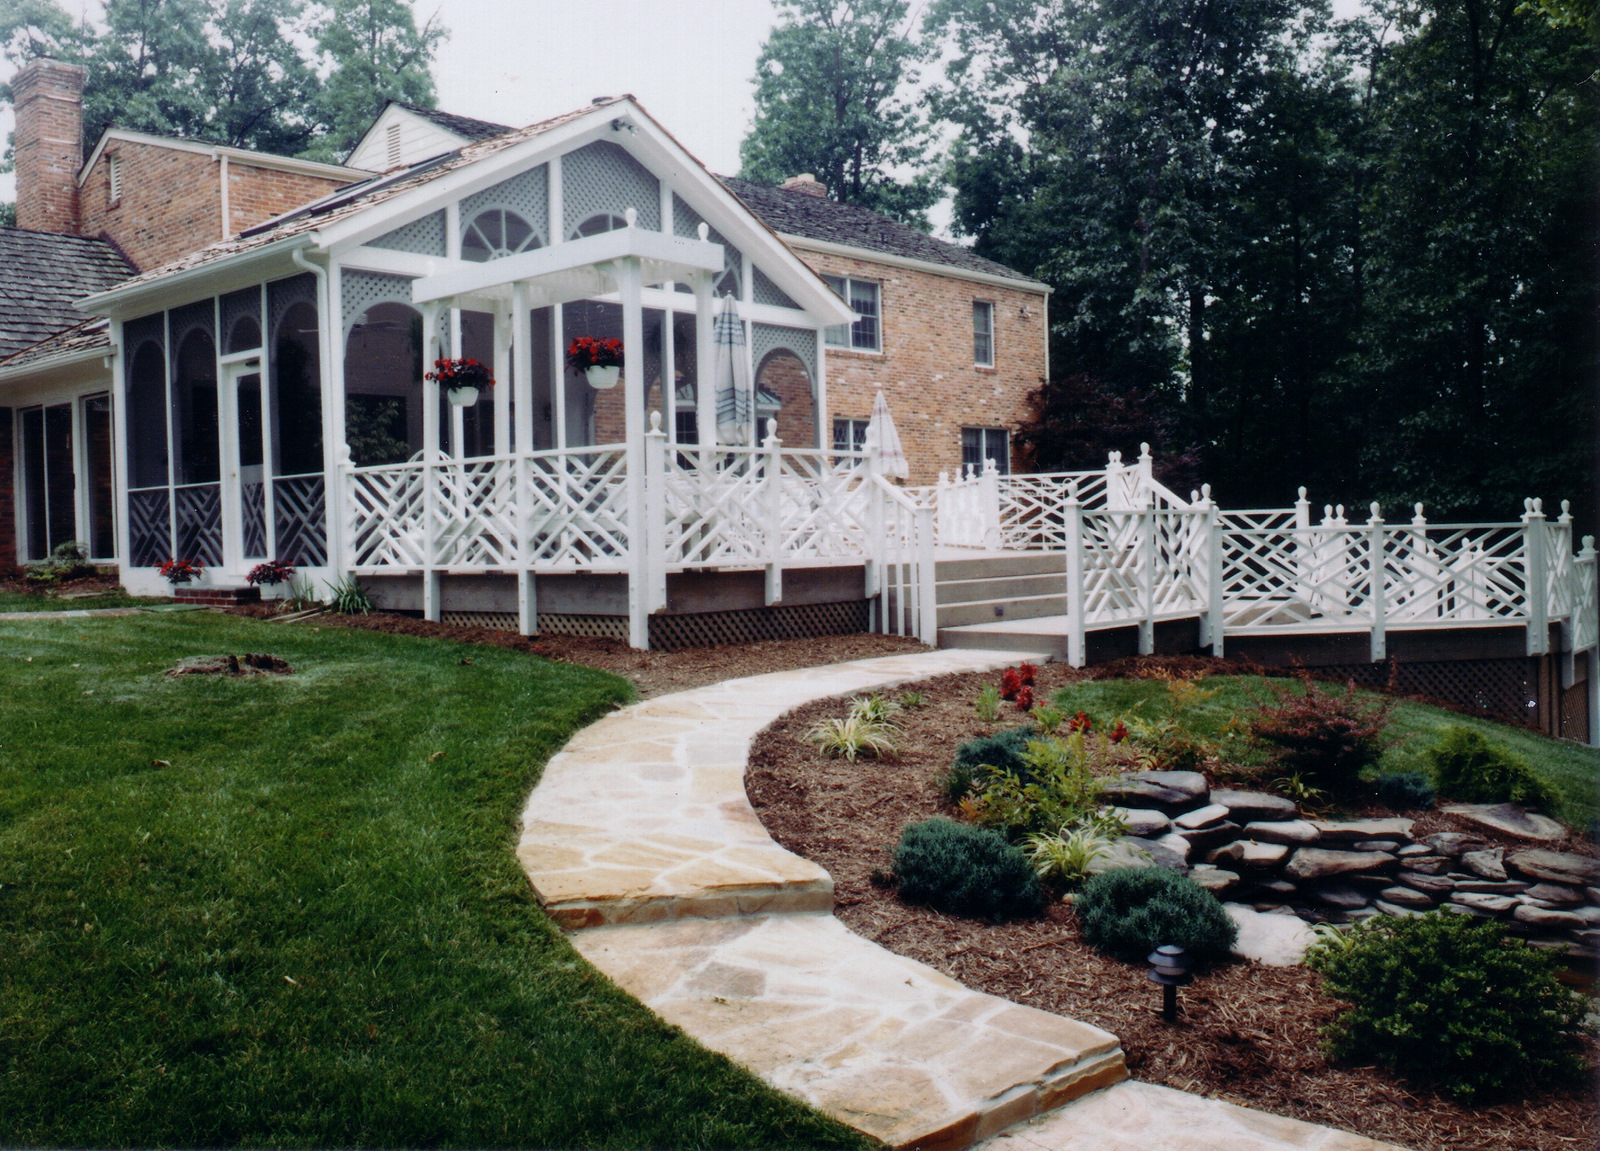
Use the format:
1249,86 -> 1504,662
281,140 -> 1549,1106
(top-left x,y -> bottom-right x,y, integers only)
410,225 -> 724,310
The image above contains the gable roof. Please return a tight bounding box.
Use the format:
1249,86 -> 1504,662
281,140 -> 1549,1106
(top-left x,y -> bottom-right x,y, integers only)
0,317 -> 111,376
0,229 -> 132,358
356,104 -> 1040,287
717,176 -> 1038,287
392,102 -> 513,144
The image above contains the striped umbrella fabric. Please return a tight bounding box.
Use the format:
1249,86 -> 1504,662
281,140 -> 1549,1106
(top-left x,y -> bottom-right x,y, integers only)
867,386 -> 909,479
713,293 -> 753,445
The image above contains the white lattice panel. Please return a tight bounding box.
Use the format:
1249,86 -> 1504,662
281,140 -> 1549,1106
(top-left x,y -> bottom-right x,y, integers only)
751,323 -> 815,383
1080,510 -> 1145,625
369,210 -> 447,256
167,300 -> 214,365
342,270 -> 418,335
752,267 -> 799,309
274,473 -> 327,566
461,166 -> 548,248
174,483 -> 223,566
349,462 -> 426,569
128,487 -> 169,567
522,448 -> 631,568
434,459 -> 519,568
268,273 -> 317,341
673,193 -> 741,295
221,287 -> 262,352
562,141 -> 660,238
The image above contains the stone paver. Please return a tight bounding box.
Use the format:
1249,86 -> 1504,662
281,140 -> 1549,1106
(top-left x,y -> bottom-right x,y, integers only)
516,646 -> 1411,1151
574,913 -> 1126,1150
986,1081 -> 1404,1150
518,648 -> 1030,928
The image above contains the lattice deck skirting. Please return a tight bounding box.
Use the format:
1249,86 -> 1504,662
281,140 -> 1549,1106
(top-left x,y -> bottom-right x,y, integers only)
1316,658 -> 1537,729
439,601 -> 872,650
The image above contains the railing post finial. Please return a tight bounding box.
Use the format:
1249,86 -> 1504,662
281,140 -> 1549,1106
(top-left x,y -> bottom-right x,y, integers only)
1559,499 -> 1573,525
1412,502 -> 1426,527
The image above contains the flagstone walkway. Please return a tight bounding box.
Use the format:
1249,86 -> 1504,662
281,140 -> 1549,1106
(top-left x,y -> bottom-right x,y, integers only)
516,649 -> 1406,1151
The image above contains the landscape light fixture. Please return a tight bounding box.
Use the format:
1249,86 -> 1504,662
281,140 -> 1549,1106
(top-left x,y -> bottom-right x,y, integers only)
1146,945 -> 1193,1022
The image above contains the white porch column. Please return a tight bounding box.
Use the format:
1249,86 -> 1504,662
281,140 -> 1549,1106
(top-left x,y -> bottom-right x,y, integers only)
421,300 -> 441,621
108,320 -> 131,572
619,255 -> 649,649
512,282 -> 536,636
493,301 -> 511,456
692,268 -> 715,467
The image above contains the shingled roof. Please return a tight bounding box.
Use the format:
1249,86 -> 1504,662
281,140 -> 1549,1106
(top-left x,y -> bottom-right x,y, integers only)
717,176 -> 1036,285
0,229 -> 132,359
392,102 -> 515,144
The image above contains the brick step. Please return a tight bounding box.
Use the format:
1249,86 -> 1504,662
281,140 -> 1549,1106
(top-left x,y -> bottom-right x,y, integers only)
174,586 -> 260,605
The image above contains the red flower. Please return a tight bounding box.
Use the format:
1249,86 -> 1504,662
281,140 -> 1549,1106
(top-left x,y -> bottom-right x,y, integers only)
1000,668 -> 1023,701
1109,721 -> 1129,743
425,357 -> 494,389
1018,662 -> 1037,686
246,560 -> 295,586
566,336 -> 625,371
1067,711 -> 1092,733
1016,685 -> 1034,711
157,557 -> 203,586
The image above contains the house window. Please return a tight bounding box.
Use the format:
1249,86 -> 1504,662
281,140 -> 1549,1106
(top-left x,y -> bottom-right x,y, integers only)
107,155 -> 122,204
833,417 -> 870,454
961,426 -> 1010,475
822,276 -> 880,352
973,300 -> 994,367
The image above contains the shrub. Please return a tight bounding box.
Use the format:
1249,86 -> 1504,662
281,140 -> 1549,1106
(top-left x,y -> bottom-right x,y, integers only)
25,540 -> 94,586
898,690 -> 927,710
974,685 -> 1001,721
848,693 -> 902,726
1076,867 -> 1238,963
325,574 -> 372,615
1425,727 -> 1561,812
892,818 -> 1047,921
246,560 -> 296,587
1021,823 -> 1117,886
808,712 -> 898,763
1376,770 -> 1436,811
943,725 -> 1037,801
1249,678 -> 1393,796
1305,912 -> 1585,1101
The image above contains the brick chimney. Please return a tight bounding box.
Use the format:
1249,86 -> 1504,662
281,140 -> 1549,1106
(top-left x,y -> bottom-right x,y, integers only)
13,57 -> 86,234
780,173 -> 827,198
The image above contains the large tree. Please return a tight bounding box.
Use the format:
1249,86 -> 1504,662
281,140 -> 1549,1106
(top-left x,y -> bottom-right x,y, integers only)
740,0 -> 938,226
304,0 -> 445,163
0,0 -> 443,161
929,0 -> 1597,524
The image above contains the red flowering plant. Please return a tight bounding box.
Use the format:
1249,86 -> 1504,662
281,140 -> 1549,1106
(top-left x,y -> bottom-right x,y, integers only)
157,558 -> 203,586
246,560 -> 296,587
1109,721 -> 1129,744
1000,667 -> 1023,701
1018,663 -> 1037,686
565,336 -> 624,371
1015,685 -> 1034,711
425,357 -> 494,392
1067,711 -> 1092,734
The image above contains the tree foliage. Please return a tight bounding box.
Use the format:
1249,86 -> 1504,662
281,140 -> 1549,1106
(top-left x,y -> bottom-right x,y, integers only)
0,0 -> 444,160
927,0 -> 1597,526
741,0 -> 938,226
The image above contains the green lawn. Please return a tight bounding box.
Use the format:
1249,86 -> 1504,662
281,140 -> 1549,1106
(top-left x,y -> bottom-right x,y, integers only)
0,613 -> 863,1148
0,590 -> 168,612
1051,675 -> 1600,829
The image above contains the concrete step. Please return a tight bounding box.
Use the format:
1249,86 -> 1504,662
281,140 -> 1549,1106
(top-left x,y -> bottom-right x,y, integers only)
935,593 -> 1069,629
936,572 -> 1066,605
940,625 -> 1070,659
934,552 -> 1064,581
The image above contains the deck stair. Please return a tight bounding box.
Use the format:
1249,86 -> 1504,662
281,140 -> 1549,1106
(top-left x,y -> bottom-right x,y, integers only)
933,551 -> 1067,629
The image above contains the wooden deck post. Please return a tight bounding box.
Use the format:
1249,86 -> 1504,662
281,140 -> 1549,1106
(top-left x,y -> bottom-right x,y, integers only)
915,503 -> 938,646
645,411 -> 668,614
1524,498 -> 1549,656
1205,488 -> 1225,658
618,249 -> 648,650
512,281 -> 536,636
1367,502 -> 1386,662
1064,481 -> 1086,668
1139,496 -> 1156,655
420,300 -> 441,621
763,419 -> 784,605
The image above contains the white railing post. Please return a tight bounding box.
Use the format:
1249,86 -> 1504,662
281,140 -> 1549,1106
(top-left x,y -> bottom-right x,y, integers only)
1580,535 -> 1598,747
420,302 -> 441,621
1136,441 -> 1154,503
1064,480 -> 1086,668
763,420 -> 784,605
935,470 -> 951,544
646,412 -> 668,614
1139,495 -> 1156,655
1205,488 -> 1225,657
1293,486 -> 1312,605
865,451 -> 883,607
916,502 -> 938,645
980,457 -> 1002,549
1524,498 -> 1549,656
512,281 -> 535,636
1368,502 -> 1386,662
335,443 -> 353,574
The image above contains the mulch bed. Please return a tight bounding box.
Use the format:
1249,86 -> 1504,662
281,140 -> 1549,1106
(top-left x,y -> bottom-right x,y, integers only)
223,604 -> 927,698
746,659 -> 1600,1151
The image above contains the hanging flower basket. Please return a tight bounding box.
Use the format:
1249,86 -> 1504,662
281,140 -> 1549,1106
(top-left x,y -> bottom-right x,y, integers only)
425,357 -> 494,406
566,337 -> 623,389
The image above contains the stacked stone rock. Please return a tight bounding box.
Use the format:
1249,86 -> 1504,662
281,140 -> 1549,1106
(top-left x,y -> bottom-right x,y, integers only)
1097,771 -> 1600,966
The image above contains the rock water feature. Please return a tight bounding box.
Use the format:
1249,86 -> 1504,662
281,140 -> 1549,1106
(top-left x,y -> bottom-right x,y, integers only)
1092,770 -> 1600,968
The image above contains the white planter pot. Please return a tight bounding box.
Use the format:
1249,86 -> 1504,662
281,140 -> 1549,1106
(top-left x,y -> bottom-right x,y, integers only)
585,364 -> 621,389
446,385 -> 479,407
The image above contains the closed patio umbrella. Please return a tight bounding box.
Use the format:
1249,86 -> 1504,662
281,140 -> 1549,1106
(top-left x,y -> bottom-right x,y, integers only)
866,386 -> 909,479
713,293 -> 753,445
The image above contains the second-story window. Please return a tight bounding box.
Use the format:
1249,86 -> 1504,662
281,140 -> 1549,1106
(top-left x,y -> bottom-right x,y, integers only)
822,275 -> 881,352
973,300 -> 994,367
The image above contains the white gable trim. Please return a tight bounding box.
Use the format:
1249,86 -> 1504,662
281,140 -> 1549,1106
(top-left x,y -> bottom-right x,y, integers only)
316,100 -> 854,326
